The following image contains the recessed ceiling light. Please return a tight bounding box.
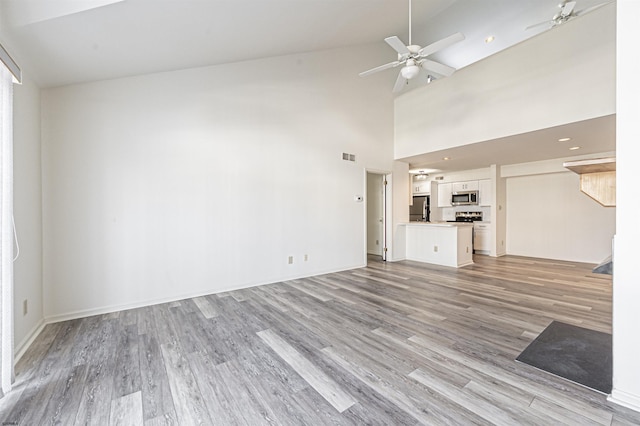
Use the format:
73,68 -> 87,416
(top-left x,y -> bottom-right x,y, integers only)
558,137 -> 572,142
442,157 -> 451,161
485,36 -> 495,43
569,146 -> 581,150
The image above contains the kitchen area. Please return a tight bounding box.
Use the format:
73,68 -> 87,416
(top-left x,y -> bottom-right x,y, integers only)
400,172 -> 496,267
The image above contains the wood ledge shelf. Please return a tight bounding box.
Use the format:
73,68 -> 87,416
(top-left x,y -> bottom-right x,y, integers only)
564,157 -> 616,207
563,157 -> 616,174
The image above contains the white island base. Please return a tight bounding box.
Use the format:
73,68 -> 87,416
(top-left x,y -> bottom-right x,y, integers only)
402,222 -> 474,268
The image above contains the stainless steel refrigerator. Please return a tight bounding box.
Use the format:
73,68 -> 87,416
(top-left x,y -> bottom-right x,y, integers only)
410,195 -> 430,222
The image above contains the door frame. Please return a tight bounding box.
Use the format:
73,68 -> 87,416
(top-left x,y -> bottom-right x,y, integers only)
365,169 -> 392,263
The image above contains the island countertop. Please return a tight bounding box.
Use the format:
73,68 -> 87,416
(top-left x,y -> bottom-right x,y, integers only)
402,221 -> 473,227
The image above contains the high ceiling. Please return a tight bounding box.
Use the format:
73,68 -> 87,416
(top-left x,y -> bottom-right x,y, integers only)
0,0 -> 612,88
0,0 -> 615,171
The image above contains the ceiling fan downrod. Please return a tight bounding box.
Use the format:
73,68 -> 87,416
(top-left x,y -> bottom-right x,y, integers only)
408,0 -> 412,46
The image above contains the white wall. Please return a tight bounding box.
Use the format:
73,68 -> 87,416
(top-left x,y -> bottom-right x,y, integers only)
506,171 -> 615,263
428,168 -> 491,183
390,161 -> 409,261
12,73 -> 43,353
610,0 -> 640,412
41,45 -> 395,320
394,2 -> 615,159
494,165 -> 507,257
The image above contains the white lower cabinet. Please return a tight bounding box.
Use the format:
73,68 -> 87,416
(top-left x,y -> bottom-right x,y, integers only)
404,223 -> 473,267
473,222 -> 491,252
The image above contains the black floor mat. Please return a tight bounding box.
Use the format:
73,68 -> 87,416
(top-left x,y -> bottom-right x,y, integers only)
516,321 -> 612,394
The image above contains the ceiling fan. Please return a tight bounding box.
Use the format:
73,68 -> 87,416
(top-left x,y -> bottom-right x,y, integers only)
526,1 -> 613,30
359,0 -> 464,93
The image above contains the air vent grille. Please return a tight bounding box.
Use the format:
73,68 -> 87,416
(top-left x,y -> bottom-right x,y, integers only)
342,153 -> 356,162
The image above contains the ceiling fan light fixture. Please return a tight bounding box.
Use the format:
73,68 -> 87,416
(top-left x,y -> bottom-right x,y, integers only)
401,64 -> 420,79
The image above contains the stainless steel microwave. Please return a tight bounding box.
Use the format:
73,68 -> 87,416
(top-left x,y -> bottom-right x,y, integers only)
451,191 -> 478,206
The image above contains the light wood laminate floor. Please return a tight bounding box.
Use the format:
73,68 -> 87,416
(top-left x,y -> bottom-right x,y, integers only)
2,255 -> 640,425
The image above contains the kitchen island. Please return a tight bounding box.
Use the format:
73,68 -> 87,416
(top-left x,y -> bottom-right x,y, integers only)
401,222 -> 473,268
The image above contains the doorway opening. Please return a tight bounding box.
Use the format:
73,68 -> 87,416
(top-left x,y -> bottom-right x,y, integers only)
366,172 -> 388,262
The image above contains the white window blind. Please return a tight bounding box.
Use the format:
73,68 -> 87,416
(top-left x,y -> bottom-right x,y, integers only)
0,52 -> 16,398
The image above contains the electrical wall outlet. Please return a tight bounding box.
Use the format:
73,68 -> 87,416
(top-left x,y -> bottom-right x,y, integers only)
434,245 -> 438,252
288,256 -> 293,264
23,299 -> 28,316
304,254 -> 308,261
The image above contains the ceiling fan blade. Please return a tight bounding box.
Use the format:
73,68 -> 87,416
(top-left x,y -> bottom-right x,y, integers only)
420,59 -> 456,77
525,20 -> 554,31
562,1 -> 577,15
418,32 -> 465,57
392,70 -> 407,93
385,36 -> 410,55
359,61 -> 402,77
574,1 -> 613,16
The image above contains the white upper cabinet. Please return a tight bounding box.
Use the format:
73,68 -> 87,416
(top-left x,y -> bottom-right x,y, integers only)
412,180 -> 430,195
452,181 -> 479,192
478,179 -> 492,206
437,182 -> 452,207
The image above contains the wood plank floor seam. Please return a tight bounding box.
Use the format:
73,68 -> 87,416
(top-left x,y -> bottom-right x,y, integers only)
257,329 -> 356,413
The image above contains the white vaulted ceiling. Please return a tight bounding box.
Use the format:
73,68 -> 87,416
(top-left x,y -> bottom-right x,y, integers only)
0,0 -> 616,173
0,0 -> 613,88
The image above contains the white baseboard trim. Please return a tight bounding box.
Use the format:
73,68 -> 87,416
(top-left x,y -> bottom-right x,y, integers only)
44,290 -> 225,324
44,264 -> 366,324
608,388 -> 640,413
14,319 -> 46,364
